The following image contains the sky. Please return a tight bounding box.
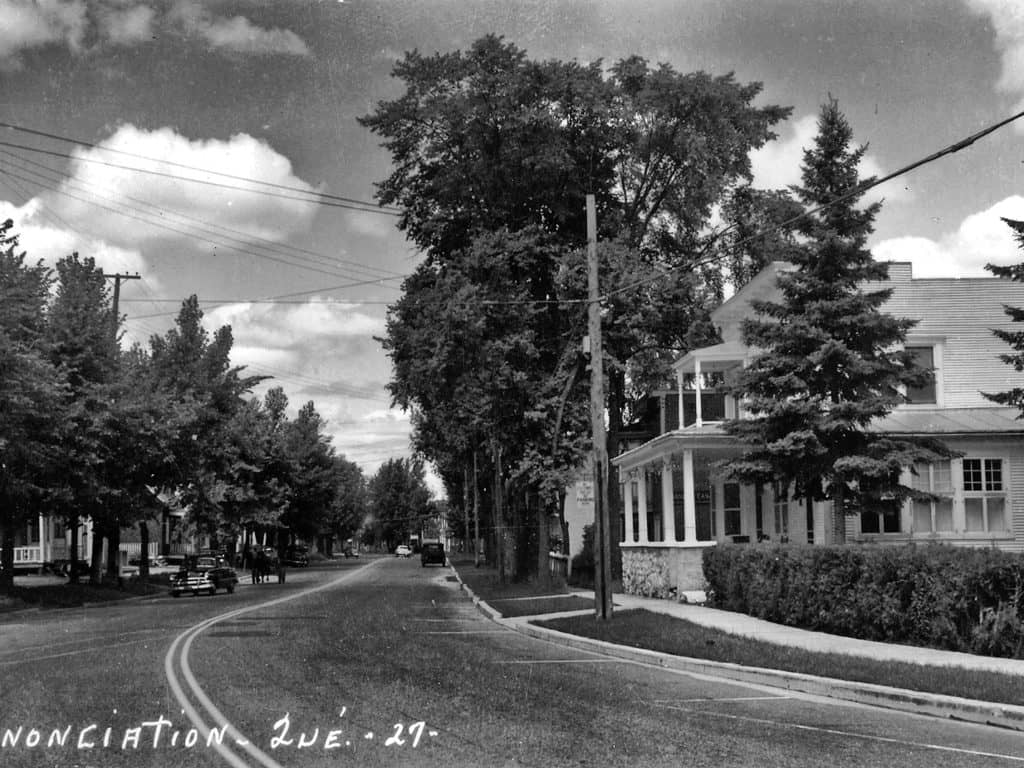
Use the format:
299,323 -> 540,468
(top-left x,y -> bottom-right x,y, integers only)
3,0 -> 1024,495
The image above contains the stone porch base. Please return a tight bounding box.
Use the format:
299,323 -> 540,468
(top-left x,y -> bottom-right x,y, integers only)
621,543 -> 713,599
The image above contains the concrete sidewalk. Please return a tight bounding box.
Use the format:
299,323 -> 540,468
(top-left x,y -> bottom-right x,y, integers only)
450,568 -> 1024,731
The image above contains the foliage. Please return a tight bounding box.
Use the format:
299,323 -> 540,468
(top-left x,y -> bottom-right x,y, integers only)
365,457 -> 432,550
984,217 -> 1024,412
0,220 -> 68,586
702,543 -> 1024,657
364,36 -> 791,579
721,100 -> 953,519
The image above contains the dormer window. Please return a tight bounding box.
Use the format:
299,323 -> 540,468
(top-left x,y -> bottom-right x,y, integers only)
904,344 -> 939,405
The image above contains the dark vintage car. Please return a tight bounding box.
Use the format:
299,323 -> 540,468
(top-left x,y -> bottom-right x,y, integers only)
170,555 -> 239,597
420,542 -> 446,567
284,545 -> 309,567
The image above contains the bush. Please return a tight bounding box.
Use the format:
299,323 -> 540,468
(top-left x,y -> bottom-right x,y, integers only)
703,543 -> 1024,658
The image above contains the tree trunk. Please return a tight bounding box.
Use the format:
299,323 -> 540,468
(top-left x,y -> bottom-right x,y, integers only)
139,519 -> 150,583
90,520 -> 104,584
473,450 -> 481,567
0,515 -> 15,590
536,491 -> 552,590
68,513 -> 80,584
493,442 -> 505,583
106,519 -> 121,581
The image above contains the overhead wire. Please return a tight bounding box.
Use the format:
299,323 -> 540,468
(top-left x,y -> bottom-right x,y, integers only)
0,148 -> 407,284
0,120 -> 404,213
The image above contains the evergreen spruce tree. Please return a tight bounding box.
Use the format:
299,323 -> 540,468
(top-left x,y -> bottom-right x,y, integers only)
984,218 -> 1024,412
722,100 -> 952,542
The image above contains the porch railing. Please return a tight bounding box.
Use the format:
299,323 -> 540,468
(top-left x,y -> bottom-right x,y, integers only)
14,546 -> 42,565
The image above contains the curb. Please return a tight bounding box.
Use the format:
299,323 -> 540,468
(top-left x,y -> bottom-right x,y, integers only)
448,565 -> 1024,732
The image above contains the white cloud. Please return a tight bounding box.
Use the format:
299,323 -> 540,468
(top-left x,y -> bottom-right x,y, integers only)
0,0 -> 87,68
0,197 -> 152,280
750,113 -> 912,205
170,0 -> 309,56
872,195 -> 1024,277
964,0 -> 1024,122
46,124 -> 319,248
98,3 -> 156,45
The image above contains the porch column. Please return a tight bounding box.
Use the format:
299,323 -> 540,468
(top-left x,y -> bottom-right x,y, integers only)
694,359 -> 703,428
683,449 -> 697,541
677,368 -> 684,430
622,479 -> 635,543
637,469 -> 649,543
39,514 -> 47,563
661,459 -> 676,543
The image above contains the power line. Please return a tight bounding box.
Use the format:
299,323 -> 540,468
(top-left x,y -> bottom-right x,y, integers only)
603,106 -> 1024,300
0,147 -> 407,281
0,121 -> 403,214
0,139 -> 401,216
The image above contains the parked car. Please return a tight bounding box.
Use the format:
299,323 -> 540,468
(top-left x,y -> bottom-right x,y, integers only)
342,543 -> 359,558
129,555 -> 168,568
170,555 -> 239,597
284,545 -> 309,567
394,544 -> 412,558
421,542 -> 446,567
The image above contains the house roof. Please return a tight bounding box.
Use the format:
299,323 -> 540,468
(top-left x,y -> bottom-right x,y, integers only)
874,407 -> 1024,435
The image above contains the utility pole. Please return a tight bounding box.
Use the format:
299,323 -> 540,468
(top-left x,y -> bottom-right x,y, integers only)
587,194 -> 613,620
102,272 -> 141,341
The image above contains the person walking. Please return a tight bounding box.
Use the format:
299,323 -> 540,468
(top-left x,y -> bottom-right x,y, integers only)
254,548 -> 267,584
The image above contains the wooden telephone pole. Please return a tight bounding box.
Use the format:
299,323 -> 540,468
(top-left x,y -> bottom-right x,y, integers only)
102,272 -> 141,339
587,195 -> 613,620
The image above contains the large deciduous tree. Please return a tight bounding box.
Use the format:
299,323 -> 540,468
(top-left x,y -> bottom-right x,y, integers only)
0,221 -> 67,588
721,100 -> 952,541
366,458 -> 432,552
364,36 -> 789,580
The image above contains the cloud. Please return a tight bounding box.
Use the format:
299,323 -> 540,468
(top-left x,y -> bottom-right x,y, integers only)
0,0 -> 87,69
170,0 -> 309,56
45,124 -> 319,248
0,197 -> 152,279
97,3 -> 156,45
872,195 -> 1024,276
750,113 -> 912,205
964,0 -> 1024,120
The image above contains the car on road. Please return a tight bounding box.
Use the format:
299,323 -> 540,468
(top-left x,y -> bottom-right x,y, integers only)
284,545 -> 309,567
129,555 -> 168,568
420,542 -> 446,567
170,554 -> 239,597
394,544 -> 412,558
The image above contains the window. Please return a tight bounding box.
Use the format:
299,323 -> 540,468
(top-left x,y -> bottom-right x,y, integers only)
910,461 -> 954,533
905,346 -> 937,404
860,499 -> 901,534
963,459 -> 1007,532
772,482 -> 789,540
723,482 -> 741,537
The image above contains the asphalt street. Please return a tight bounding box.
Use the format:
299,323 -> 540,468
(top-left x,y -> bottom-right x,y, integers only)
3,557 -> 1024,767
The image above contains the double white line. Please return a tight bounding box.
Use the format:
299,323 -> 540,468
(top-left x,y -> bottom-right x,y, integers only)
163,560 -> 380,768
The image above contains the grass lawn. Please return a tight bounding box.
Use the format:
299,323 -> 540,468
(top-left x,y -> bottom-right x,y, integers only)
0,579 -> 166,613
538,608 -> 1024,707
451,561 -> 1024,707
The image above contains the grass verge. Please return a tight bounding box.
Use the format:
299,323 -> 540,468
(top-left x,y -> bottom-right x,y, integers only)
450,561 -> 1024,707
0,580 -> 166,613
538,608 -> 1024,707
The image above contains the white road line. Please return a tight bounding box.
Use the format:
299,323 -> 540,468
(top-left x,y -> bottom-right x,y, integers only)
421,630 -> 508,634
652,696 -> 791,703
652,703 -> 1024,762
164,560 -> 382,768
0,635 -> 171,665
495,658 -> 628,664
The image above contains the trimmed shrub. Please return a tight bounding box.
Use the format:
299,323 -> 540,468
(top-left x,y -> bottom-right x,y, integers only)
702,543 -> 1024,658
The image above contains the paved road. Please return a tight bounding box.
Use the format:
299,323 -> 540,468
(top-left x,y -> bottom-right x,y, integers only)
3,557 -> 1024,767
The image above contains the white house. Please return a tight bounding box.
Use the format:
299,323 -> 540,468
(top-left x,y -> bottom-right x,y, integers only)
611,261 -> 1024,597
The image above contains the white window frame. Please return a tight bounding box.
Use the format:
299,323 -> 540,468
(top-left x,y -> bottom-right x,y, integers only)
900,339 -> 944,408
962,457 -> 1009,534
908,460 -> 954,534
772,481 -> 789,541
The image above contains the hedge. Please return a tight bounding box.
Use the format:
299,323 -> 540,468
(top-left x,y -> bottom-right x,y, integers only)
702,543 -> 1024,658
